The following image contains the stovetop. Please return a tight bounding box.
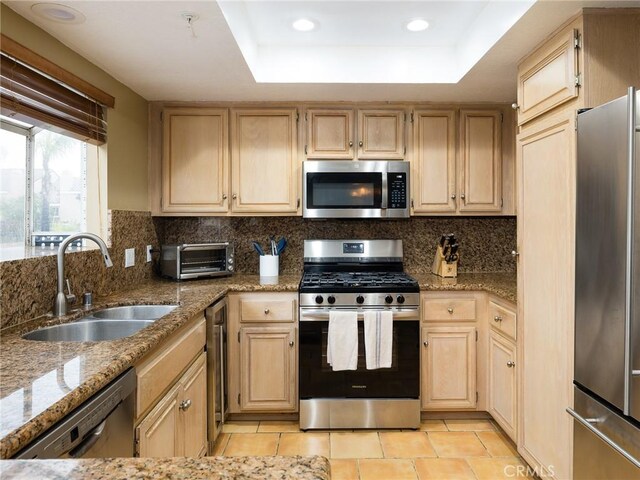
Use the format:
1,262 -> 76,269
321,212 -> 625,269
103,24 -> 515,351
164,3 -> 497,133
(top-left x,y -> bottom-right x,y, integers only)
299,271 -> 419,293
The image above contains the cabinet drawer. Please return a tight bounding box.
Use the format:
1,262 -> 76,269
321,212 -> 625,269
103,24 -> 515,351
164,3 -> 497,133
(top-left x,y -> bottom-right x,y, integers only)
488,301 -> 516,340
423,298 -> 477,321
240,299 -> 295,323
136,315 -> 206,418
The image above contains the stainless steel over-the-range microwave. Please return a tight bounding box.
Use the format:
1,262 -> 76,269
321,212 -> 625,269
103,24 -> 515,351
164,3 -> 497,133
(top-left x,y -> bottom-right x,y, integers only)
302,160 -> 410,219
161,243 -> 234,280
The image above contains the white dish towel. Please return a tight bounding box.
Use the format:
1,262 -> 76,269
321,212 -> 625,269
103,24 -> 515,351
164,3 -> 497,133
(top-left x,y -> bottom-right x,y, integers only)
364,310 -> 393,369
327,311 -> 358,371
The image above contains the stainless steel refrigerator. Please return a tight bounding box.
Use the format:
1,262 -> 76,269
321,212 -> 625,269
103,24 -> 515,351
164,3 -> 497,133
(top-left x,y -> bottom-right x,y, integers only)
572,87 -> 640,479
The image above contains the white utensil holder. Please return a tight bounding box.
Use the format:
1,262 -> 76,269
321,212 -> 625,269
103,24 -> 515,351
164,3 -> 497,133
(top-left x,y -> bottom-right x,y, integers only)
260,255 -> 279,278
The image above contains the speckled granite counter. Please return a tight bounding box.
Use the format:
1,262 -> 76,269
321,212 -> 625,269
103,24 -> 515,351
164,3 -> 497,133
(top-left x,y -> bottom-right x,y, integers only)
0,272 -> 515,459
0,455 -> 330,479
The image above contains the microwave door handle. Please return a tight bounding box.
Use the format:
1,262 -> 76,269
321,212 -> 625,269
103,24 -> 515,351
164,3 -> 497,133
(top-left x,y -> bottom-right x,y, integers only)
381,172 -> 388,209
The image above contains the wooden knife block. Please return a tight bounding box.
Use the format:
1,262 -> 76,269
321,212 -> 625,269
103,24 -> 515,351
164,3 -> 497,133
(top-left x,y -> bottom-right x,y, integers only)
431,245 -> 458,278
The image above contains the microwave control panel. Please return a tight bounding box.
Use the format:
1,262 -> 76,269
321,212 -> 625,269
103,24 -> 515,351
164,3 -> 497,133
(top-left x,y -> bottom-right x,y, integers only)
387,173 -> 407,209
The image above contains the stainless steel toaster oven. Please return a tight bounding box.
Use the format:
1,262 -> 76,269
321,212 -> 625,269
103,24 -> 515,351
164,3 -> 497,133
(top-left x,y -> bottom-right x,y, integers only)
161,243 -> 234,280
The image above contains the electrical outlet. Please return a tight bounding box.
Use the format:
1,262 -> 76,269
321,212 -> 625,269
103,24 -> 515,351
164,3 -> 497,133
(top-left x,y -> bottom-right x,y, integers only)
146,245 -> 152,263
125,248 -> 135,268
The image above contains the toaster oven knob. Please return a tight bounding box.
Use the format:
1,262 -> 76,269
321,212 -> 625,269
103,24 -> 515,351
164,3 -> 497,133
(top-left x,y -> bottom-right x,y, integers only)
315,295 -> 324,304
356,295 -> 365,305
228,265 -> 233,271
385,295 -> 393,304
396,295 -> 405,304
327,295 -> 336,304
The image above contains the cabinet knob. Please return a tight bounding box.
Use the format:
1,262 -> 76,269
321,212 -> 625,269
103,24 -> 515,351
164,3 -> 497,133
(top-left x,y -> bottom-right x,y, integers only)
494,316 -> 503,323
349,141 -> 353,147
359,141 -> 363,147
423,341 -> 428,347
507,361 -> 516,368
264,308 -> 270,314
232,194 -> 237,200
511,250 -> 520,258
511,103 -> 519,110
222,194 -> 227,200
460,193 -> 465,200
451,193 -> 456,200
179,399 -> 192,411
289,340 -> 294,347
447,307 -> 454,314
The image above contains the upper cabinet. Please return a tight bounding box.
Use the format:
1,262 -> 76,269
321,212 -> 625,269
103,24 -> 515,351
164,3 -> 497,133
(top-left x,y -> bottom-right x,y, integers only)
230,109 -> 299,214
305,107 -> 406,160
161,108 -> 229,213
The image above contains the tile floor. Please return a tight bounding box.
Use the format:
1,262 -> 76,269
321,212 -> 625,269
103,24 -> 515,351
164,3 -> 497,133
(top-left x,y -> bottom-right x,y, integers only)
214,419 -> 533,479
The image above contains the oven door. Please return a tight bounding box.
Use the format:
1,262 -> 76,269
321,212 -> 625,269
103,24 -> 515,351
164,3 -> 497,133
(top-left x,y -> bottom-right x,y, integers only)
299,307 -> 420,399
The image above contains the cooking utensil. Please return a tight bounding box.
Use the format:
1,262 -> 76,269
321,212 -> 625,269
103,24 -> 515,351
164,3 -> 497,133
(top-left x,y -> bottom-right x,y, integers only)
276,237 -> 287,255
252,241 -> 265,256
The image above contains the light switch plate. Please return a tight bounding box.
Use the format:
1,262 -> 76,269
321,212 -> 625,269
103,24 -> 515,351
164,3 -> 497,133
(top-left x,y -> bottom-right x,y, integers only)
125,248 -> 135,268
146,245 -> 152,263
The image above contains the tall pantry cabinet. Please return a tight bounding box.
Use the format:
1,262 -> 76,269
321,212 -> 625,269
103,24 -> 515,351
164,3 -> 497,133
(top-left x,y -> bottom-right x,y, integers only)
515,9 -> 640,480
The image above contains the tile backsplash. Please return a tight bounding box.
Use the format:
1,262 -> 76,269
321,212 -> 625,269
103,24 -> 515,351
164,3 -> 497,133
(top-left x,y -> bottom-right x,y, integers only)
155,216 -> 517,276
0,211 -> 159,330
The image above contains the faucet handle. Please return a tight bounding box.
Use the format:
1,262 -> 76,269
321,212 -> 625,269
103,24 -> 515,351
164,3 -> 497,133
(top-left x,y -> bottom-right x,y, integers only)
65,279 -> 77,305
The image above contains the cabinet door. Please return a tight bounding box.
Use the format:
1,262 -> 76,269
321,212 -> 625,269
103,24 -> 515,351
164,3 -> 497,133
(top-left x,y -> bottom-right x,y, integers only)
357,109 -> 405,159
162,108 -> 229,213
180,352 -> 207,457
240,326 -> 296,411
459,110 -> 502,213
136,383 -> 181,457
517,111 -> 575,480
421,326 -> 476,409
306,109 -> 354,159
412,110 -> 456,213
517,27 -> 579,125
230,109 -> 298,213
488,332 -> 517,441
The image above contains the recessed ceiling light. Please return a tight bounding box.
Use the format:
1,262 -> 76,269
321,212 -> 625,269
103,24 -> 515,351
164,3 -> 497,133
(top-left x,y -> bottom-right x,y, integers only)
31,3 -> 85,24
406,18 -> 429,32
292,18 -> 316,32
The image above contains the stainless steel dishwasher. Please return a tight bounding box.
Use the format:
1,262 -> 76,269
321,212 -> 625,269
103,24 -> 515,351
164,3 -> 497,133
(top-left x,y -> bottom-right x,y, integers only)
206,297 -> 227,451
15,369 -> 136,459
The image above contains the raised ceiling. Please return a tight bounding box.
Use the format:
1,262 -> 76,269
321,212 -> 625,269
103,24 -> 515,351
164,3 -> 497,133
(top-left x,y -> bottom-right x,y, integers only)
4,0 -> 640,102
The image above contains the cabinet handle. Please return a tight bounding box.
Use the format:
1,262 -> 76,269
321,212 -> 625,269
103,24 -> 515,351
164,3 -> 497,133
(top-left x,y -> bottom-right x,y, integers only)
460,193 -> 465,200
289,340 -> 294,347
447,307 -> 454,314
423,341 -> 428,347
359,140 -> 363,147
511,103 -> 519,111
451,193 -> 456,200
264,308 -> 270,314
222,194 -> 227,200
507,361 -> 515,368
349,141 -> 353,147
232,194 -> 237,200
494,315 -> 502,323
411,199 -> 414,209
179,399 -> 192,411
511,250 -> 520,258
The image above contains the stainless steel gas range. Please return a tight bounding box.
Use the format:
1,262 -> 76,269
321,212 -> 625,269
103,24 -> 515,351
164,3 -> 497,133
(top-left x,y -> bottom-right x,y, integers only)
298,239 -> 420,430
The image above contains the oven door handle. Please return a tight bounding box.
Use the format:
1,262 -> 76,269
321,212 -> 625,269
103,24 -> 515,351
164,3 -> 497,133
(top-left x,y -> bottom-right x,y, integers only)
180,244 -> 227,251
300,309 -> 419,322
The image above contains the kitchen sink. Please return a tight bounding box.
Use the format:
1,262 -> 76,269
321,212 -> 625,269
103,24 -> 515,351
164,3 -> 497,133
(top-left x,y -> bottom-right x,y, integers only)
22,304 -> 178,342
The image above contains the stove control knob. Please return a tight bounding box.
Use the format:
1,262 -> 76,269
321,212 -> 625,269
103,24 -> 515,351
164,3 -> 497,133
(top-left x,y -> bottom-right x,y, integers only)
396,295 -> 405,304
327,295 -> 336,305
356,295 -> 365,305
385,295 -> 394,304
315,295 -> 324,304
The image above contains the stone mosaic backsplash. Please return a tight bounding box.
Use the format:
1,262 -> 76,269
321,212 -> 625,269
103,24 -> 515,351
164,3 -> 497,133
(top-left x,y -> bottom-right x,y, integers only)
0,211 -> 159,330
155,216 -> 517,276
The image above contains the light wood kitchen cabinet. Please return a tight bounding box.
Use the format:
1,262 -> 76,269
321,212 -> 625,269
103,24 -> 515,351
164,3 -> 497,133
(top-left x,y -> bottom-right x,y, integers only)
136,352 -> 207,457
357,109 -> 405,159
305,109 -> 354,159
488,299 -> 517,341
488,331 -> 517,441
228,292 -> 298,413
421,326 -> 477,409
161,108 -> 229,213
230,108 -> 299,213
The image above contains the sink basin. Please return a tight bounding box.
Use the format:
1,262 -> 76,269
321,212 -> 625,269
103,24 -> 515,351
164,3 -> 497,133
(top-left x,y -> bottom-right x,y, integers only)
22,320 -> 154,342
91,305 -> 178,320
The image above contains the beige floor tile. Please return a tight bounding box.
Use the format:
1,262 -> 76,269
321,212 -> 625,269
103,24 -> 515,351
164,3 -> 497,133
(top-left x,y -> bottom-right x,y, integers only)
418,420 -> 448,432
222,421 -> 260,433
428,432 -> 490,458
278,432 -> 330,457
330,459 -> 360,480
258,421 -> 301,433
414,458 -> 476,480
359,459 -> 418,480
444,419 -> 495,432
223,433 -> 279,456
476,431 -> 518,457
467,457 -> 533,479
380,432 -> 436,458
210,433 -> 230,456
330,432 -> 384,459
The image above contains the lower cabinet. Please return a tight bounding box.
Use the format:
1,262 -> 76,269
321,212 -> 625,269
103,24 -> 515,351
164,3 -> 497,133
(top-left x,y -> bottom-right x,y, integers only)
421,325 -> 477,409
136,351 -> 207,457
488,331 -> 517,440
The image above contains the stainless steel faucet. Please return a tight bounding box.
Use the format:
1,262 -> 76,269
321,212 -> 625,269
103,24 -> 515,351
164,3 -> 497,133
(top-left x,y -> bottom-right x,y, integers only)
55,232 -> 113,317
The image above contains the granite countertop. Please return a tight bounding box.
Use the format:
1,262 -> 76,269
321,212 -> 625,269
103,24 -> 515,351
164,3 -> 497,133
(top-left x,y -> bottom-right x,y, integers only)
0,456 -> 330,480
0,272 -> 515,460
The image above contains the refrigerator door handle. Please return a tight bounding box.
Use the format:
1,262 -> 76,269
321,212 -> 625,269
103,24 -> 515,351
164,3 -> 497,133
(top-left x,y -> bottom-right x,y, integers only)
567,407 -> 640,469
